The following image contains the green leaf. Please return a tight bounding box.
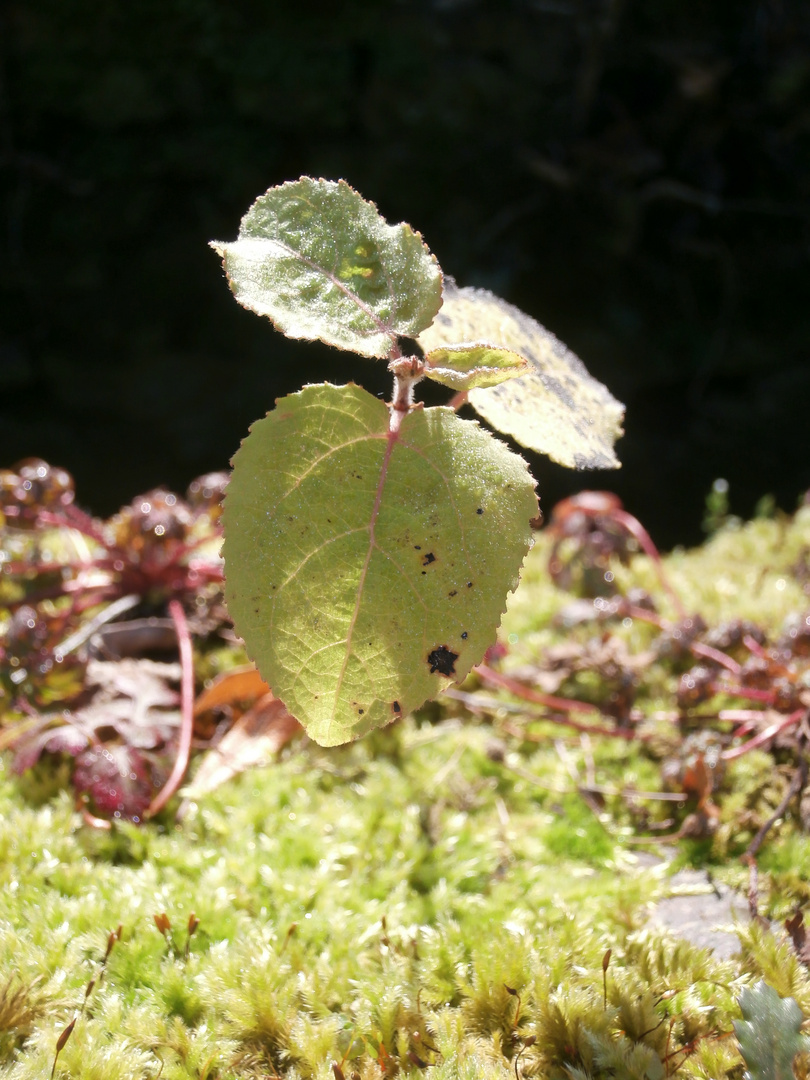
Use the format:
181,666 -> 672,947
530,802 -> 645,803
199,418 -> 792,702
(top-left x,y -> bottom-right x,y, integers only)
211,177 -> 443,358
423,343 -> 529,390
223,383 -> 537,746
417,283 -> 625,469
734,980 -> 810,1080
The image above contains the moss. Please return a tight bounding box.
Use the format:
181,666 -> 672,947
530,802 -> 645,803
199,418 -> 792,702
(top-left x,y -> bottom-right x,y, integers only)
3,505 -> 810,1076
0,722 -> 750,1078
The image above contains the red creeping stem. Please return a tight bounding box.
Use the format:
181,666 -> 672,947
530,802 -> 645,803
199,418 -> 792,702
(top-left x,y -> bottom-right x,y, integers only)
711,682 -> 774,705
502,717 -> 650,743
743,634 -> 769,660
477,664 -> 596,714
611,508 -> 687,619
626,605 -> 740,674
718,709 -> 768,740
476,664 -> 644,740
146,599 -> 195,817
722,707 -> 805,761
37,506 -> 108,544
691,642 -> 741,674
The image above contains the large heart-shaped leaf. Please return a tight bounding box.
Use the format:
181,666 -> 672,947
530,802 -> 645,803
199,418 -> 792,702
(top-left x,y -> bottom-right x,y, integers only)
417,283 -> 625,469
211,178 -> 443,358
223,383 -> 537,746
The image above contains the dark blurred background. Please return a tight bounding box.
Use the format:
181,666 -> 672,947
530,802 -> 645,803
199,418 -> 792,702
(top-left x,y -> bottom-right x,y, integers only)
2,1 -> 809,548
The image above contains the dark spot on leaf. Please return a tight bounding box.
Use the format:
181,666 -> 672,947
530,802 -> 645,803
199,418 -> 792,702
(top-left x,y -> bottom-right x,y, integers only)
358,709 -> 364,715
467,582 -> 473,588
427,646 -> 459,676
392,701 -> 401,713
448,590 -> 457,597
414,545 -> 421,550
461,631 -> 468,639
422,552 -> 436,566
477,508 -> 484,515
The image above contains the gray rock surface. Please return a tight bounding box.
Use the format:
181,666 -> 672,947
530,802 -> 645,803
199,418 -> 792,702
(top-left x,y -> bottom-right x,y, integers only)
649,868 -> 750,959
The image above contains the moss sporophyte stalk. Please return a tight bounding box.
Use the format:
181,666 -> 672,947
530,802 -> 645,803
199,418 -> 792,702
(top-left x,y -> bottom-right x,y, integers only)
211,177 -> 624,746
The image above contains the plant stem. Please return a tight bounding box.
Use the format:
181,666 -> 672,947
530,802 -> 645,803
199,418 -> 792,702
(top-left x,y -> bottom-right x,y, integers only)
477,663 -> 601,714
475,665 -> 650,740
710,682 -> 774,705
691,641 -> 741,673
721,706 -> 805,761
611,508 -> 686,619
146,599 -> 195,817
389,358 -> 425,432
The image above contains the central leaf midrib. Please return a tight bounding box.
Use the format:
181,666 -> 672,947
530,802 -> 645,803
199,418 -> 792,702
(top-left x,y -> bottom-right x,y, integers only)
266,235 -> 396,338
327,426 -> 399,736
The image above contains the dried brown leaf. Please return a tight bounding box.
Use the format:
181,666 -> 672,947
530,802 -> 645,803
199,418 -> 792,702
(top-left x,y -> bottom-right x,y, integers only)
182,695 -> 301,798
193,665 -> 271,715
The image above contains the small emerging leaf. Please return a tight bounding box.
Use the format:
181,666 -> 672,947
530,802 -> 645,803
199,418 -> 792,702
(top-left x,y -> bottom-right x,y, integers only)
423,343 -> 528,390
223,383 -> 537,746
211,177 -> 443,358
734,979 -> 810,1080
417,283 -> 624,469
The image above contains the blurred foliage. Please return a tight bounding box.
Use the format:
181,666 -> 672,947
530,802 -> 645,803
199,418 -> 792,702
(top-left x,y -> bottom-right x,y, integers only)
1,1 -> 809,543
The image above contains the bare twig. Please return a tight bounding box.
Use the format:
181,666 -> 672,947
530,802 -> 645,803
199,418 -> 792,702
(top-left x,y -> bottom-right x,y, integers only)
745,756 -> 808,861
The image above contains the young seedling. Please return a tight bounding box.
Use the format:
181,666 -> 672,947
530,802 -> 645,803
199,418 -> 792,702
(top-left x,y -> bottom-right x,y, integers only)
212,177 -> 624,746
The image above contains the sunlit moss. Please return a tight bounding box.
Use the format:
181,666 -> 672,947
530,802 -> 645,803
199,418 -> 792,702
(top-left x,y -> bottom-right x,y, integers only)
0,722 -> 757,1078
3,502 -> 810,1076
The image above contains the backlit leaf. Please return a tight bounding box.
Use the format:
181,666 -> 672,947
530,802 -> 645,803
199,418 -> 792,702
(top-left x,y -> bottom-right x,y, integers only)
417,283 -> 624,469
211,177 -> 443,358
423,343 -> 528,390
223,383 -> 537,746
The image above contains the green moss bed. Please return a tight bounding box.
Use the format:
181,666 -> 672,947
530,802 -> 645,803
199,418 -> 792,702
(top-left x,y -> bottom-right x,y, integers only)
3,505 -> 810,1078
